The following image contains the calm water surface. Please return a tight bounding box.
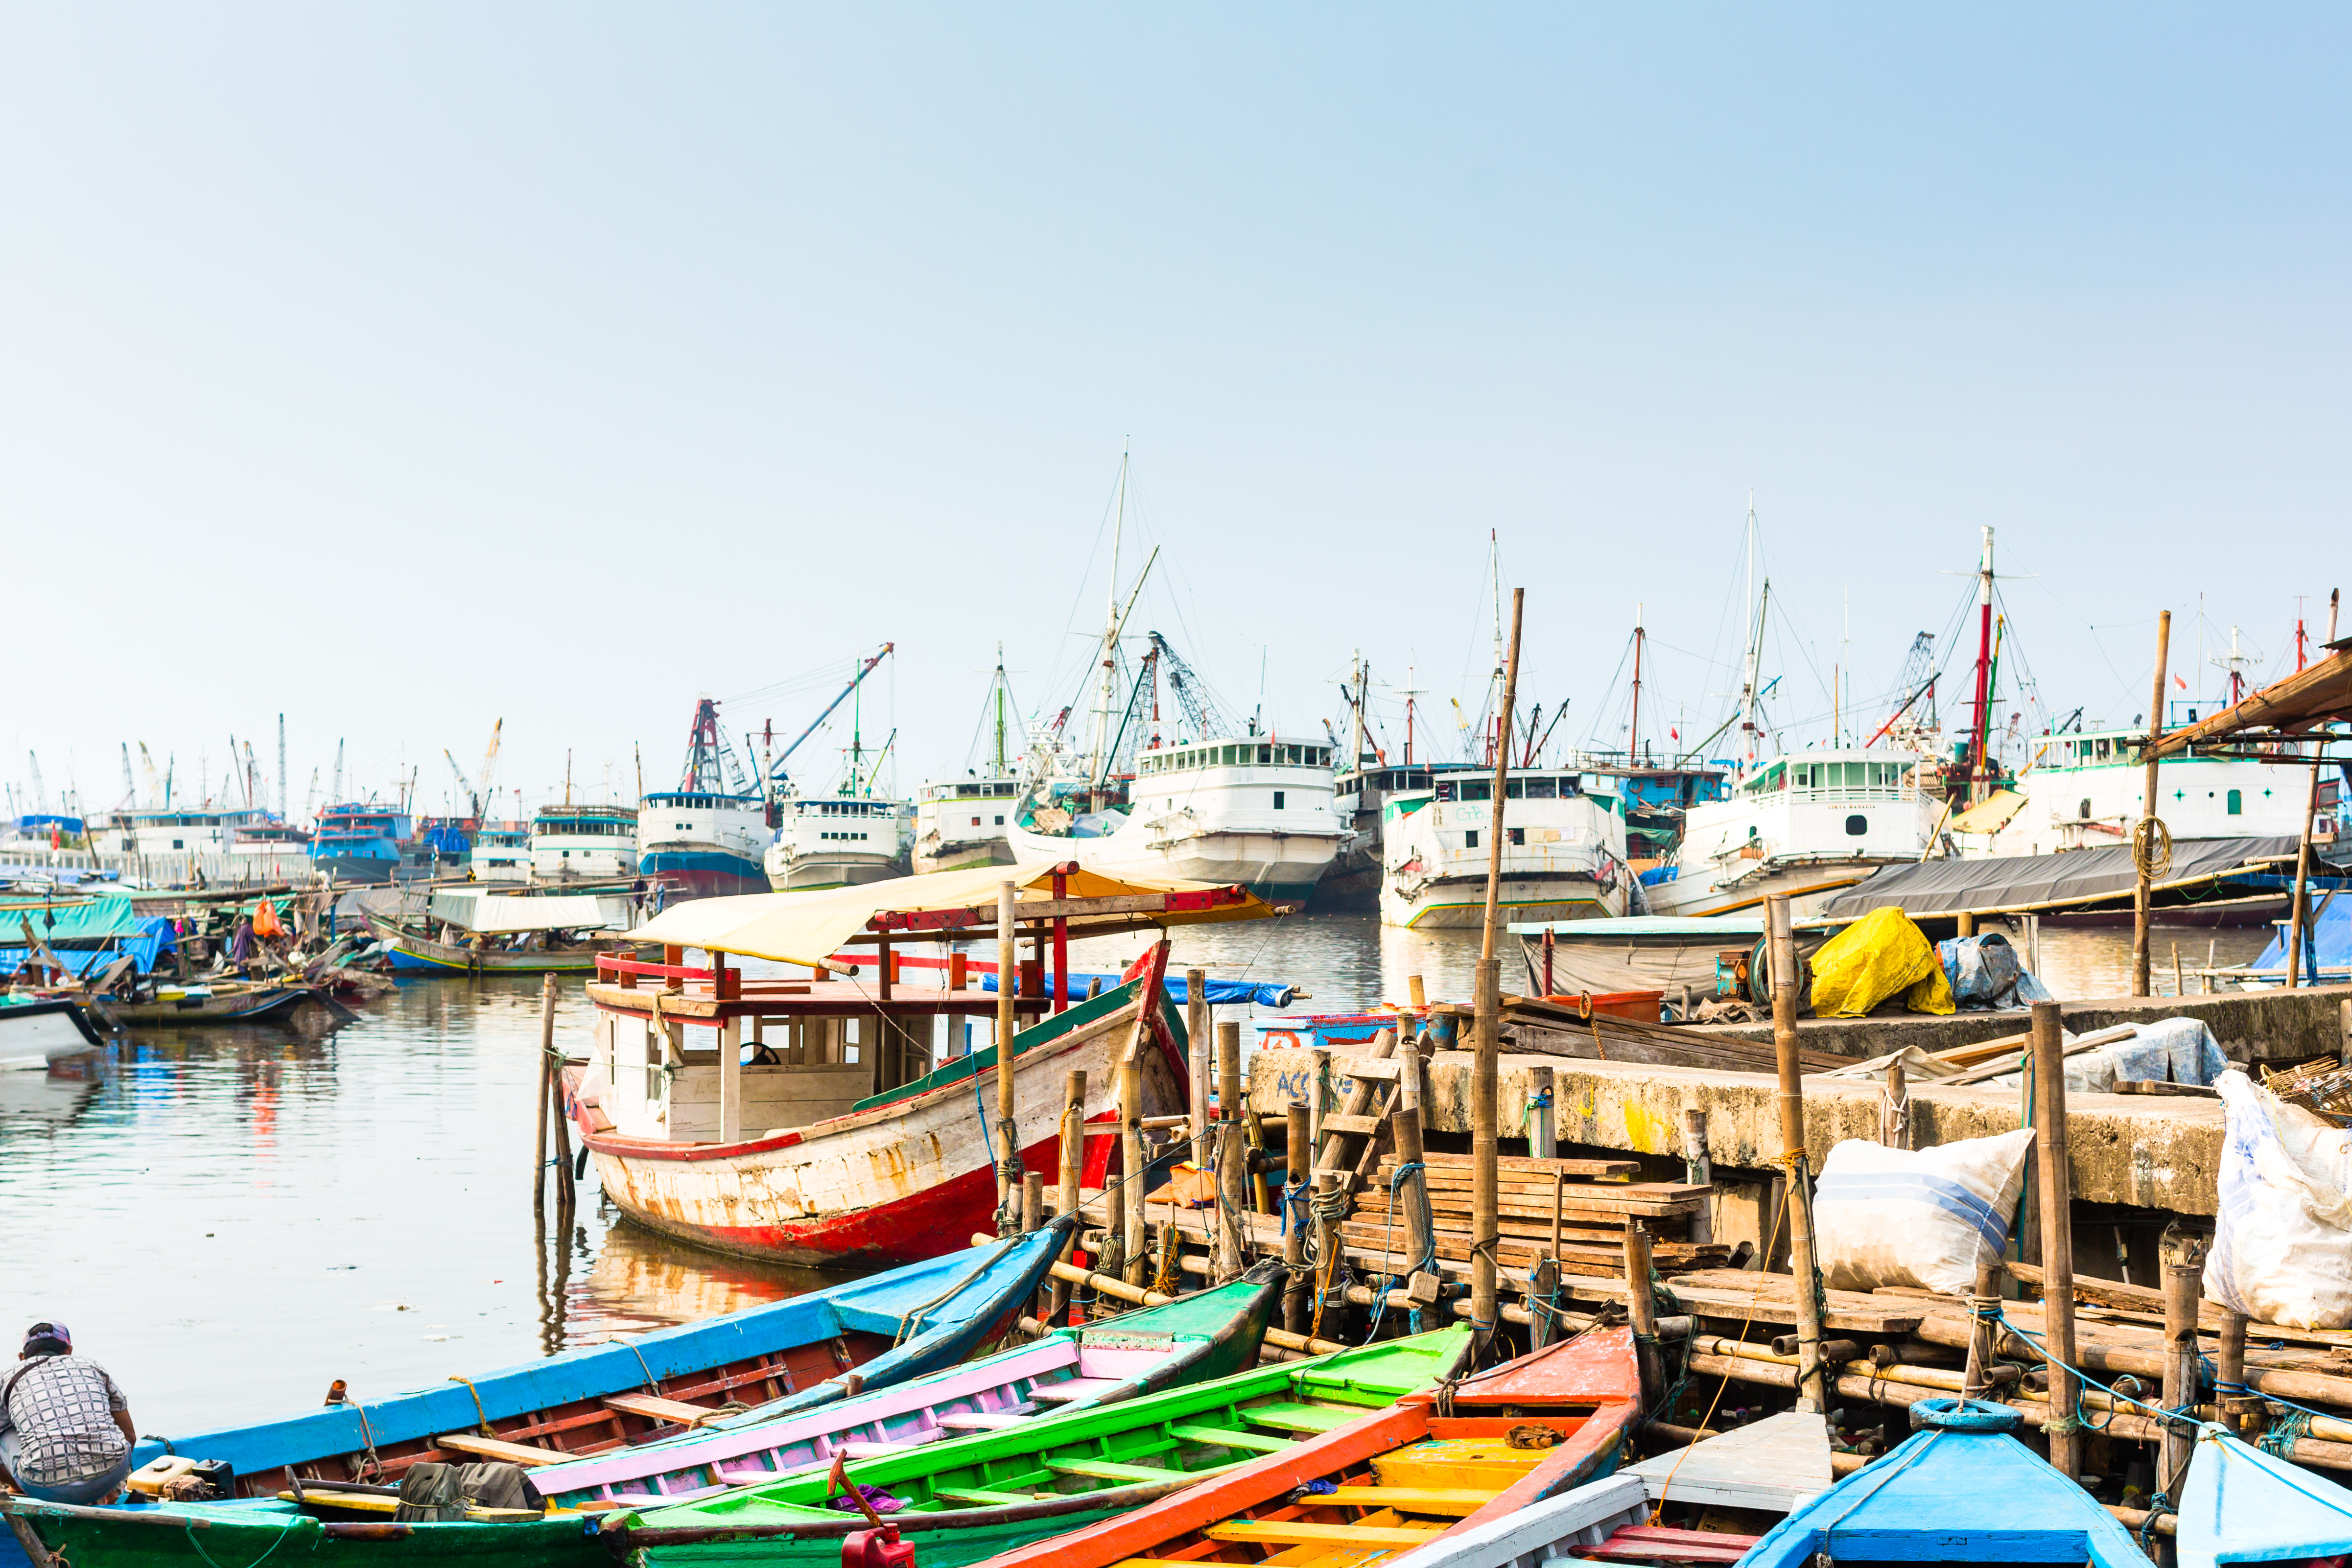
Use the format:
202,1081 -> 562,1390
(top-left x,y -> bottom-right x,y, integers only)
1,912 -> 2267,1433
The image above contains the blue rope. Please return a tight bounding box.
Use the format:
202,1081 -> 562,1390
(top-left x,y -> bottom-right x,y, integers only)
972,1073 -> 996,1164
1998,1311 -> 2206,1433
1362,1160 -> 1434,1345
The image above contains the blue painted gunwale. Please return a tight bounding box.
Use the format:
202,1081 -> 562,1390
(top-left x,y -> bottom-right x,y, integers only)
129,1223 -> 1070,1495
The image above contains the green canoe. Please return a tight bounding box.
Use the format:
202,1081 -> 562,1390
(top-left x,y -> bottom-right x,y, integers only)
0,1497 -> 600,1568
610,1326 -> 1476,1568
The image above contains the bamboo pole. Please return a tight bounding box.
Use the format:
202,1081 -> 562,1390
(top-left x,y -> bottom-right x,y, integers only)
1314,1170 -> 1342,1332
2218,1308 -> 2254,1438
1389,1103 -> 1437,1303
534,973 -> 555,1212
2134,611 -> 2172,997
2163,1244 -> 2202,1507
2288,590 -> 2343,988
1121,1051 -> 1148,1287
1216,1019 -> 1249,1280
1683,1108 -> 1712,1246
1022,1251 -> 1348,1356
1284,1100 -> 1311,1334
2030,998 -> 2080,1481
1766,892 -> 1826,1412
995,881 -> 1020,1225
1021,1172 -> 1044,1234
1623,1222 -> 1662,1404
1469,586 -> 1524,1349
1186,966 -> 1211,1162
1050,1069 -> 1085,1322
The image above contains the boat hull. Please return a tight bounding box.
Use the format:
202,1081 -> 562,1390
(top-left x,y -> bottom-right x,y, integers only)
1381,875 -> 1623,930
95,986 -> 317,1028
310,854 -> 397,885
639,851 -> 770,902
5,1502 -> 600,1568
763,848 -> 909,893
0,999 -> 108,1068
574,979 -> 1190,1268
1642,860 -> 1886,919
911,837 -> 1017,876
1007,824 -> 1335,903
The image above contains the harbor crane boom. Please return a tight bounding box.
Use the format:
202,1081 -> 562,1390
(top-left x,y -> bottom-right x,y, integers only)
1147,630 -> 1232,744
137,744 -> 163,809
769,645 -> 894,785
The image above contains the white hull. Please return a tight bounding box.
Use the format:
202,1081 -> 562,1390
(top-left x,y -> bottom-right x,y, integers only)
1656,749 -> 1938,917
1007,819 -> 1336,899
1379,784 -> 1630,929
912,837 -> 1017,876
1978,735 -> 2334,857
763,843 -> 910,891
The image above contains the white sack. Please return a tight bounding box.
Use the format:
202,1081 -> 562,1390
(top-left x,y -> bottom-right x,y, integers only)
1814,1128 -> 2036,1296
2204,1069 -> 2352,1329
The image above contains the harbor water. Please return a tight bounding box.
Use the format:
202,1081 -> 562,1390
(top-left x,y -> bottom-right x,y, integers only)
3,913 -> 2268,1434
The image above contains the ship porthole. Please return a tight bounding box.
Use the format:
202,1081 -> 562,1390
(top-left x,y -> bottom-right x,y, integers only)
1844,814 -> 1868,836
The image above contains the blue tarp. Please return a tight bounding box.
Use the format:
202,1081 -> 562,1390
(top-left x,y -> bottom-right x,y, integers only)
2254,893 -> 2350,972
0,916 -> 176,976
1935,931 -> 2055,1011
977,970 -> 1297,1008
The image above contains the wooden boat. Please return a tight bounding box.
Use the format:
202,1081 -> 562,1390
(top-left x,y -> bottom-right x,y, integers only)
569,947 -> 1191,1267
531,1264 -> 1286,1511
0,996 -> 109,1067
1737,1398 -> 2146,1568
7,1227 -> 1065,1568
1369,1411 -> 1832,1568
361,898 -> 633,977
965,1325 -> 1644,1568
94,981 -> 322,1028
606,1326 -> 1478,1568
2177,1419 -> 2352,1568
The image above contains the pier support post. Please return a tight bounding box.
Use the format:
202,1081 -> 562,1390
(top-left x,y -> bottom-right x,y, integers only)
1283,1100 -> 1311,1334
2162,1236 -> 2206,1534
1683,1108 -> 1712,1246
1050,1069 -> 1085,1322
1768,892 -> 1826,1412
2133,611 -> 2172,998
535,972 -> 555,1211
1217,1019 -> 1249,1280
2031,999 -> 2081,1481
1187,967 -> 1211,1167
1527,1064 -> 1555,1159
2288,591 -> 2340,988
1623,1222 -> 1662,1405
995,881 -> 1021,1232
1121,1051 -> 1148,1287
1390,1103 -> 1438,1307
1470,954 -> 1502,1346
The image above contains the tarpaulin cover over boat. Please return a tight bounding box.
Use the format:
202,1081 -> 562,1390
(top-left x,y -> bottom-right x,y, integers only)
1509,915 -> 1764,997
427,889 -> 633,934
2255,890 -> 2350,971
0,900 -> 177,975
623,863 -> 1275,967
1820,834 -> 2305,919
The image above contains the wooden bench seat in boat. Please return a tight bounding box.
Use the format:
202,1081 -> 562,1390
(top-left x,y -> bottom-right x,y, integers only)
1240,1401 -> 1356,1433
934,1410 -> 1033,1432
932,1486 -> 1048,1506
834,1429 -> 947,1457
1166,1423 -> 1293,1453
1044,1458 -> 1202,1484
433,1433 -> 566,1466
1319,1485 -> 1505,1515
1567,1525 -> 1759,1564
602,1393 -> 721,1426
1204,1520 -> 1448,1547
1028,1378 -> 1123,1404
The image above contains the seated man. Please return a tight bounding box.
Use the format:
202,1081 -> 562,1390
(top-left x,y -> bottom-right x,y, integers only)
0,1323 -> 136,1504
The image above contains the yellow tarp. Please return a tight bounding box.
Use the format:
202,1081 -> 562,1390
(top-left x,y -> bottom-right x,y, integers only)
1810,906 -> 1955,1017
620,863 -> 1275,969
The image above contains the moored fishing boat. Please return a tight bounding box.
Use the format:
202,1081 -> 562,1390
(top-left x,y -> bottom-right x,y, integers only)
0,1233 -> 1072,1568
639,701 -> 772,903
92,979 -> 324,1027
967,1326 -> 1644,1568
566,863 -> 1272,1267
533,803 -> 641,882
530,1265 -> 1285,1510
1380,767 -> 1633,929
362,888 -> 637,976
915,651 -> 1027,875
607,1326 -> 1477,1568
2177,1419 -> 2352,1568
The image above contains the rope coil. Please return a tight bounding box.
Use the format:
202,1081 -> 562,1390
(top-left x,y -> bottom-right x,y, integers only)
2133,816 -> 2174,881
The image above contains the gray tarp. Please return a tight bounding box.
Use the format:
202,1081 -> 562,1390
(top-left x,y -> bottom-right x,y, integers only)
1517,916 -> 1764,998
1819,835 -> 2303,919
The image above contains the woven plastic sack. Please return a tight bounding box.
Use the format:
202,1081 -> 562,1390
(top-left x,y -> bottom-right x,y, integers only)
2205,1070 -> 2352,1329
1809,907 -> 1955,1018
1814,1128 -> 2034,1295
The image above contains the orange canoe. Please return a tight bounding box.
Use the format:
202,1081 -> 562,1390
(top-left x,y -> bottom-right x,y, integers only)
965,1327 -> 1644,1568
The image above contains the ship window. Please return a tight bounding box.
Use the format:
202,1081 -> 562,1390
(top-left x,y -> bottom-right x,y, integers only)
1464,830 -> 1479,849
2228,789 -> 2243,816
1845,814 -> 1868,836
1273,791 -> 1286,810
2080,798 -> 2092,819
172,839 -> 183,849
970,816 -> 981,827
2096,739 -> 2112,761
1255,745 -> 1270,764
994,815 -> 1005,825
1508,827 -> 1525,846
1505,777 -> 1524,799
1435,779 -> 1456,802
1461,779 -> 1492,802
1526,776 -> 1557,799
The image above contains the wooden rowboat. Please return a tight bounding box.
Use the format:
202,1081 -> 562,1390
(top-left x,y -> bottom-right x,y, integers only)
529,1263 -> 1286,1511
2177,1419 -> 2352,1568
568,948 -> 1190,1267
94,982 -> 324,1028
1737,1398 -> 2146,1568
964,1325 -> 1645,1568
605,1327 -> 1479,1568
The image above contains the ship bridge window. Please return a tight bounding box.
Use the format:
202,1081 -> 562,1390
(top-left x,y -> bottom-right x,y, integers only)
1461,778 -> 1492,802
1504,777 -> 1524,799
2095,739 -> 2112,761
1525,776 -> 1557,799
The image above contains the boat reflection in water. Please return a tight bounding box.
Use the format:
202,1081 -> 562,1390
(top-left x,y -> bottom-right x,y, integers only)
0,1045 -> 106,1130
541,1209 -> 853,1356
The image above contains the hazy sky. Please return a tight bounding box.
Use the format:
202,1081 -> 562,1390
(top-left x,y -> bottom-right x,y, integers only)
5,7 -> 2344,819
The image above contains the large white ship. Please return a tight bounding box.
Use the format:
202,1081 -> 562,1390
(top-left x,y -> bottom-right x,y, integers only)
532,804 -> 639,881
914,652 -> 1025,874
1645,749 -> 1943,917
1379,766 -> 1632,928
763,792 -> 912,890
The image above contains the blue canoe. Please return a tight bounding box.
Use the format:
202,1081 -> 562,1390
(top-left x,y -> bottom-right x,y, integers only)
2178,1420 -> 2352,1568
123,1223 -> 1071,1500
1738,1399 -> 2146,1567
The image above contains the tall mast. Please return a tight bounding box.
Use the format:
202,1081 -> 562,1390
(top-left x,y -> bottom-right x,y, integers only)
1628,607 -> 1644,766
1347,650 -> 1367,773
1968,525 -> 1996,799
1736,495 -> 1767,766
1091,448 -> 1130,789
993,643 -> 1008,775
277,715 -> 286,819
1487,532 -> 1504,766
1402,667 -> 1421,766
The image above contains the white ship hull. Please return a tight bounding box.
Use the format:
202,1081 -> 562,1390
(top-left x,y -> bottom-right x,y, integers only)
1379,782 -> 1630,929
1649,749 -> 1939,918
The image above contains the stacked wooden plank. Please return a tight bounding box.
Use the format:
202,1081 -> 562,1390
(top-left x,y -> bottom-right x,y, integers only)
1349,1150 -> 1733,1278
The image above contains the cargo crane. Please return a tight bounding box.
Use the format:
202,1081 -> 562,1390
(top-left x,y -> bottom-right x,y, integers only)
137,743 -> 165,808
762,644 -> 894,800
1146,631 -> 1233,747
444,720 -> 504,819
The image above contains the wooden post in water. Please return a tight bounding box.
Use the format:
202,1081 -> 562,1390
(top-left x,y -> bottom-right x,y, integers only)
1217,1019 -> 1249,1281
1963,1259 -> 2003,1397
1527,1064 -> 1556,1159
1767,892 -> 1827,1412
1186,966 -> 1211,1165
534,972 -> 555,1211
995,881 -> 1020,1230
1470,587 -> 1525,1351
1390,1103 -> 1437,1307
2030,999 -> 2081,1481
1121,1051 -> 1148,1287
2133,611 -> 2172,998
1313,1170 -> 1342,1332
2162,1239 -> 2205,1519
1021,1172 -> 1044,1234
1623,1222 -> 1662,1405
2288,591 -> 2342,988
1283,1100 -> 1312,1334
1051,1069 -> 1085,1320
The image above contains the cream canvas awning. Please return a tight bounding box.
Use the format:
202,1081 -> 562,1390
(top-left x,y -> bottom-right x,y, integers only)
430,889 -> 633,934
624,863 -> 1274,967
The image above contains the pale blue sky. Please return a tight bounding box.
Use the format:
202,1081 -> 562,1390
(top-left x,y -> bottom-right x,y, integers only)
4,7 -> 2343,815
